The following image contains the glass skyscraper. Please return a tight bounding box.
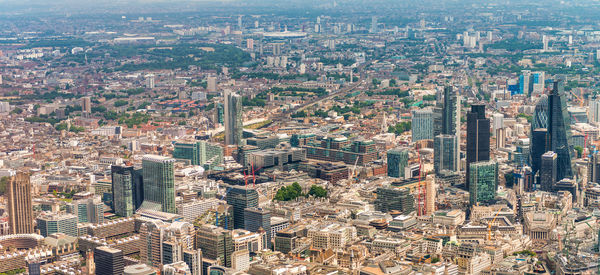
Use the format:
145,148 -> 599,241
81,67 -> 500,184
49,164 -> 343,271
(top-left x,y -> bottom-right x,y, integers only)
540,151 -> 557,192
469,160 -> 498,206
141,155 -> 176,213
111,165 -> 144,217
434,134 -> 458,174
466,104 -> 490,190
411,109 -> 434,141
226,186 -> 258,229
387,148 -> 409,178
547,81 -> 573,181
224,90 -> 243,146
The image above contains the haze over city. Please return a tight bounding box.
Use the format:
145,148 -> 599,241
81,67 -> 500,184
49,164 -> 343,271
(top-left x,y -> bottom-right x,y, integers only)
0,0 -> 600,274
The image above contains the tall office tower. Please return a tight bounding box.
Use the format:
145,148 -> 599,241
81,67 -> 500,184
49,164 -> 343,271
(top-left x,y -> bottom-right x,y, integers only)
530,71 -> 545,94
94,246 -> 124,275
589,152 -> 600,184
589,100 -> 600,125
496,128 -> 506,149
432,106 -> 443,137
425,175 -> 436,215
226,186 -> 258,229
238,15 -> 243,30
81,97 -> 92,113
441,86 -> 461,171
141,155 -> 176,213
7,172 -> 34,234
111,165 -> 144,217
468,160 -> 498,206
540,151 -> 558,192
466,105 -> 490,189
434,135 -> 458,174
145,74 -> 155,89
530,128 -> 549,184
207,76 -> 217,92
374,187 -> 415,214
411,109 -> 434,141
183,249 -> 203,275
370,16 -> 378,33
491,113 -> 504,136
442,86 -> 460,136
547,82 -> 573,181
36,213 -> 78,237
246,38 -> 254,50
196,224 -> 233,268
532,95 -> 549,130
173,141 -> 223,168
70,197 -> 104,224
542,35 -> 549,52
387,148 -> 409,178
224,90 -> 243,146
519,70 -> 531,95
244,208 -> 271,243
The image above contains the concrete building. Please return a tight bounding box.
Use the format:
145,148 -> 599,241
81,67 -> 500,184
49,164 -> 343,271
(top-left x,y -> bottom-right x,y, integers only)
7,172 -> 34,234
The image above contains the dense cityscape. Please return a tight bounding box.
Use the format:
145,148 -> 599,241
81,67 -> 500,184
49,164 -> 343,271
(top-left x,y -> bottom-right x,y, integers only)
1,0 -> 600,274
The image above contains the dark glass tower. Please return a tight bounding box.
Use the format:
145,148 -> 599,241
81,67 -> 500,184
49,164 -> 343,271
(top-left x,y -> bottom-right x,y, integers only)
94,246 -> 124,275
540,151 -> 557,191
442,86 -> 460,136
547,81 -> 573,181
466,104 -> 490,189
226,186 -> 259,229
530,128 -> 549,186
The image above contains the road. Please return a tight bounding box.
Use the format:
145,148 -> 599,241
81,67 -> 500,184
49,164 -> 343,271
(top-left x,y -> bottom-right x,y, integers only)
288,60 -> 375,114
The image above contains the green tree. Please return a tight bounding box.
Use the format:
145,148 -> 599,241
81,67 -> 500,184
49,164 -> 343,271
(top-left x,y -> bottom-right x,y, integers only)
114,100 -> 128,107
307,185 -> 327,198
575,146 -> 583,158
0,177 -> 9,196
55,123 -> 68,131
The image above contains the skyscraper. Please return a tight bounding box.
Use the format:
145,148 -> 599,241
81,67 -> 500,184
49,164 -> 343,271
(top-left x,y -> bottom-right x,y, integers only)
7,172 -> 34,234
370,16 -> 377,33
94,246 -> 124,275
224,90 -> 243,146
141,155 -> 176,213
81,97 -> 92,113
588,99 -> 600,124
469,161 -> 498,206
411,109 -> 434,141
441,86 -> 461,172
387,148 -> 409,178
547,81 -> 573,181
442,86 -> 460,136
589,152 -> 600,184
540,151 -> 557,192
466,104 -> 490,189
530,128 -> 549,185
111,165 -> 144,217
531,95 -> 549,130
434,134 -> 458,174
244,208 -> 271,243
226,186 -> 258,229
